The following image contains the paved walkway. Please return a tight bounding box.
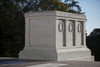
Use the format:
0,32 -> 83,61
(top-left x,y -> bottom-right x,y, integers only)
0,57 -> 100,67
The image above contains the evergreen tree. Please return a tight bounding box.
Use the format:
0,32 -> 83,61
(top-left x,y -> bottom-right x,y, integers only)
0,0 -> 25,57
87,29 -> 100,61
0,0 -> 83,57
65,0 -> 82,13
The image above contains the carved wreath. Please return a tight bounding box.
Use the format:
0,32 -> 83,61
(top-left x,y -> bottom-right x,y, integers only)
58,22 -> 64,32
77,24 -> 81,32
68,23 -> 73,32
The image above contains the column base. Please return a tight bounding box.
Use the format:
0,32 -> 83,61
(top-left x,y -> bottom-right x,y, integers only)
57,48 -> 91,61
19,47 -> 91,61
19,48 -> 57,60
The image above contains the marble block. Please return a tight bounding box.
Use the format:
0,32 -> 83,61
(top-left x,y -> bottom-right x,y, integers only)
19,11 -> 91,61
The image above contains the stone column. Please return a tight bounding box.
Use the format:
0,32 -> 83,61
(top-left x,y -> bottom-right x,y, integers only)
25,15 -> 30,47
74,20 -> 77,47
66,19 -> 74,47
65,19 -> 68,47
83,21 -> 86,47
75,20 -> 81,47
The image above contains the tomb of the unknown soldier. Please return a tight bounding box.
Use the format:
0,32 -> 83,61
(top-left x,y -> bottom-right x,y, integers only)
19,11 -> 91,61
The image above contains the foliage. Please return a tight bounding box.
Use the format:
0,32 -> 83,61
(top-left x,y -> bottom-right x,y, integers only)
0,0 -> 25,57
86,29 -> 100,56
37,0 -> 67,12
0,0 -> 82,57
64,0 -> 83,14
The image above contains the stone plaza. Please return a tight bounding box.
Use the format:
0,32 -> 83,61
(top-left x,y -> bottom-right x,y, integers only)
19,11 -> 91,61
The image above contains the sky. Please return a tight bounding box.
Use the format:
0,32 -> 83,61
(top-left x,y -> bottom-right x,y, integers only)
77,0 -> 100,35
63,0 -> 100,35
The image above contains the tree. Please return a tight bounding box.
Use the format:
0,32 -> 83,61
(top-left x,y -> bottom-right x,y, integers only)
38,0 -> 67,12
0,0 -> 25,57
87,28 -> 100,61
64,0 -> 82,14
0,0 -> 83,57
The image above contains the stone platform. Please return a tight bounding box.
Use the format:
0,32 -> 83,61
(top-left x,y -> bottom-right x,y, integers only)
0,58 -> 99,67
19,47 -> 91,61
57,48 -> 91,61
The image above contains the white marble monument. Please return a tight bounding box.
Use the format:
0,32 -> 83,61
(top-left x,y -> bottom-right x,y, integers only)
19,11 -> 91,61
